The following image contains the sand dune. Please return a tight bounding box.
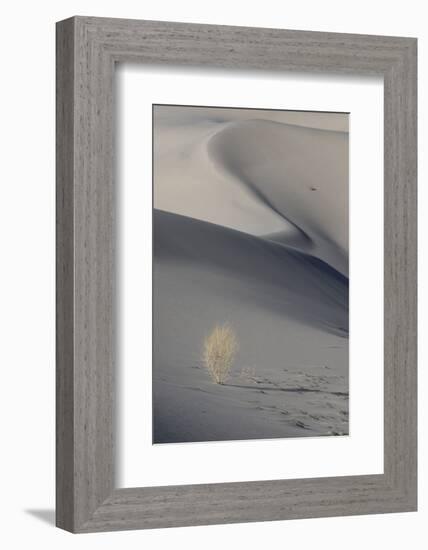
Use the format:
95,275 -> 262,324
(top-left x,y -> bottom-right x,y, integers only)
153,210 -> 348,443
154,105 -> 349,132
155,210 -> 348,337
208,119 -> 348,274
154,107 -> 348,275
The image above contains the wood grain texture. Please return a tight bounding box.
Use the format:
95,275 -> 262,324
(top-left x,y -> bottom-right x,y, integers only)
56,18 -> 75,532
56,16 -> 417,533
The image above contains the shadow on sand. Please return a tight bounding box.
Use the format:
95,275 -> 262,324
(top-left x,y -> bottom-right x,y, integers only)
223,383 -> 348,397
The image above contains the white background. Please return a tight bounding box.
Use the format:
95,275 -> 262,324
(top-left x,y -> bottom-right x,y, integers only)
118,67 -> 384,487
0,1 -> 425,549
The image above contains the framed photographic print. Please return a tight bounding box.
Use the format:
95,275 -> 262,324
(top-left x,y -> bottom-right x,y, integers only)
56,16 -> 417,532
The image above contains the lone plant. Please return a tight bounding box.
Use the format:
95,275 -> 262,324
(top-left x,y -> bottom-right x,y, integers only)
203,324 -> 239,384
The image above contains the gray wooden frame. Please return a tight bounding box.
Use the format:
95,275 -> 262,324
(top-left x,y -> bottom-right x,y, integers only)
56,16 -> 417,533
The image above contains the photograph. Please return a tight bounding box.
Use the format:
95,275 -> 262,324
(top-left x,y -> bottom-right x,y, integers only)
152,104 -> 349,444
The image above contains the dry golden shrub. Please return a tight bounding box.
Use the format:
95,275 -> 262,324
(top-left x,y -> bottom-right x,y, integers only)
202,324 -> 239,384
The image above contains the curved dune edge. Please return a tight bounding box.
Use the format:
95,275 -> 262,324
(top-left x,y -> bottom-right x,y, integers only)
154,209 -> 348,338
207,119 -> 348,275
154,114 -> 348,275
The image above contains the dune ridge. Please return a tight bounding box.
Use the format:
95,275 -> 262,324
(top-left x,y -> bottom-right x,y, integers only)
155,209 -> 348,337
154,113 -> 348,275
207,119 -> 348,274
